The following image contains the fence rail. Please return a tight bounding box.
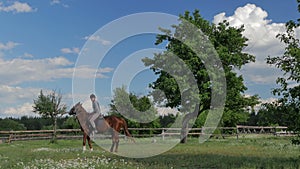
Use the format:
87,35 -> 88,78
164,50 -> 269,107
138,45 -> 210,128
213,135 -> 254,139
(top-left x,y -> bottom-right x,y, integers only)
0,126 -> 293,143
0,129 -> 82,143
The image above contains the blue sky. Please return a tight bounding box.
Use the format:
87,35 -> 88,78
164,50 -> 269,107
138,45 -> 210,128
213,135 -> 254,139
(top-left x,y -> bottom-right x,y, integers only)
0,0 -> 299,117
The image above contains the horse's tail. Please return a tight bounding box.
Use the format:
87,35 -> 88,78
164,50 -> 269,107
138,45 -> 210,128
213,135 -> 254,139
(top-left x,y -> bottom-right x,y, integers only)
121,118 -> 135,143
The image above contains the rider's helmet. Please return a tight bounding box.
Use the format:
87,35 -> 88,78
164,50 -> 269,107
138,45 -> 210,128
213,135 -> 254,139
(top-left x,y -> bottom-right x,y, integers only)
90,94 -> 96,99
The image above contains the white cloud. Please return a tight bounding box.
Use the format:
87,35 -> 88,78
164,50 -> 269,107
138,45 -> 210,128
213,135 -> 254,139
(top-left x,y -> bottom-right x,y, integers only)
243,94 -> 278,112
83,35 -> 111,46
50,0 -> 70,8
50,0 -> 69,8
0,1 -> 36,13
2,102 -> 35,117
260,97 -> 277,104
72,66 -> 114,79
0,85 -> 40,105
0,85 -> 41,117
213,3 -> 295,85
0,56 -> 113,85
61,47 -> 80,54
22,52 -> 34,58
157,107 -> 178,116
62,4 -> 69,8
80,100 -> 110,115
0,86 -> 70,118
249,97 -> 278,113
287,81 -> 299,89
213,4 -> 286,58
50,0 -> 60,5
0,41 -> 19,50
247,74 -> 278,84
2,100 -> 110,118
238,60 -> 281,84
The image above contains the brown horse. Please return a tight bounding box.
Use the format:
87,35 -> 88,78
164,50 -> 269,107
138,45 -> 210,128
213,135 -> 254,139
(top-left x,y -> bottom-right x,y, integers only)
69,102 -> 134,152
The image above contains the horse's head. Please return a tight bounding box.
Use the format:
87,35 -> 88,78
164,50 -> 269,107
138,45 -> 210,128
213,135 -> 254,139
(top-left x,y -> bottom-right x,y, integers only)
68,102 -> 82,116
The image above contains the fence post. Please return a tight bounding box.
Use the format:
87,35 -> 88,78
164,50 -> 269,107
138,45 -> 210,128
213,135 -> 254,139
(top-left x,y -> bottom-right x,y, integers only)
8,133 -> 13,143
162,129 -> 165,141
236,126 -> 239,140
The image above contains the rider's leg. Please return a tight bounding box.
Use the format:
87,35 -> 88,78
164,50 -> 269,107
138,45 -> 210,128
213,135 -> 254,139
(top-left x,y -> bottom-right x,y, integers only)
90,114 -> 97,129
89,115 -> 96,138
90,114 -> 99,135
90,117 -> 96,129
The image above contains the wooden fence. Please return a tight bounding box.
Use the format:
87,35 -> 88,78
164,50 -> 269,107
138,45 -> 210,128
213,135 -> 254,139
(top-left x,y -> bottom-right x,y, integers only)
0,129 -> 82,143
0,126 -> 293,143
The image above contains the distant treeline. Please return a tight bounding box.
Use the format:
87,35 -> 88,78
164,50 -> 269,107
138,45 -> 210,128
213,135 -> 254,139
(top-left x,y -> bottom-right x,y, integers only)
0,116 -> 80,131
0,109 -> 290,132
0,115 -> 178,132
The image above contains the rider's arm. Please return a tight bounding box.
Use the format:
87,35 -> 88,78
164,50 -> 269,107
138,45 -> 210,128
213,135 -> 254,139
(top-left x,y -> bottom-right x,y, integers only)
92,101 -> 101,114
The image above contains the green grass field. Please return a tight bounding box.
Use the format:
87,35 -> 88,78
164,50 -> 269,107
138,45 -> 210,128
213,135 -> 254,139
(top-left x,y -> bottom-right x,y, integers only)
0,135 -> 299,169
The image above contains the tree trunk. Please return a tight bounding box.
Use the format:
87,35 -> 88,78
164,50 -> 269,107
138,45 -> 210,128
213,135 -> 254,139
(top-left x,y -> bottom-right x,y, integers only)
51,116 -> 57,143
180,104 -> 200,144
180,123 -> 188,143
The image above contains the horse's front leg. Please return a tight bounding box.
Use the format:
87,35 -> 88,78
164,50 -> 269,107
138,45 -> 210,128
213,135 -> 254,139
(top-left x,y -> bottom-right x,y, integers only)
83,133 -> 87,151
87,135 -> 93,151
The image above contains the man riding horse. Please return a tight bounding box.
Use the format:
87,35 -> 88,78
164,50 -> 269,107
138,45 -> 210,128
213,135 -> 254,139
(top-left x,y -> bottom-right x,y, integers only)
69,102 -> 135,152
89,94 -> 103,137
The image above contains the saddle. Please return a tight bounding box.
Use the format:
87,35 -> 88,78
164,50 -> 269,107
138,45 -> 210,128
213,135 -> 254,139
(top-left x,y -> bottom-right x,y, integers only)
88,113 -> 104,130
88,113 -> 104,121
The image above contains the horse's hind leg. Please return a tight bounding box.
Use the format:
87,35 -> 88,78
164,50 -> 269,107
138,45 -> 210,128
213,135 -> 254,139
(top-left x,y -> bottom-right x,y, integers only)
115,135 -> 119,153
110,131 -> 119,153
110,138 -> 115,152
110,131 -> 119,152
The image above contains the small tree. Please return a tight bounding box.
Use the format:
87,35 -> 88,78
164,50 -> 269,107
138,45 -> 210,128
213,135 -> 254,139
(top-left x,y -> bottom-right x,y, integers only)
110,86 -> 161,132
33,90 -> 67,143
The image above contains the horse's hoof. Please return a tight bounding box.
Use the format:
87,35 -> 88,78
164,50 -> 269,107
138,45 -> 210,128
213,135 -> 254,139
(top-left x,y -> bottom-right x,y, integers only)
90,148 -> 93,151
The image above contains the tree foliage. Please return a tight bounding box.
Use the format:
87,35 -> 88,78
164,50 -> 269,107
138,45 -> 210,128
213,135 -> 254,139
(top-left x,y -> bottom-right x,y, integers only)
18,116 -> 53,130
266,1 -> 300,133
0,116 -> 76,131
62,116 -> 80,129
0,118 -> 26,131
143,10 -> 259,132
109,87 -> 162,134
33,90 -> 66,118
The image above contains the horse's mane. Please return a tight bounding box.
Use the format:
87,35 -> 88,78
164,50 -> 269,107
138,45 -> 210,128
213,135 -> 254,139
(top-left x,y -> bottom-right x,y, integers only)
74,103 -> 88,115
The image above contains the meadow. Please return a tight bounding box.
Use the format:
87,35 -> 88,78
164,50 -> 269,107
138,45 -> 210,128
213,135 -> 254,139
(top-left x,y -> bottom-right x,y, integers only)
0,135 -> 299,169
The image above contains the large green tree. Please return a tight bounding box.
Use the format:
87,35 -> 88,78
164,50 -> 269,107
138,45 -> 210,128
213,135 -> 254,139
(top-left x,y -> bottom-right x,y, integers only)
33,90 -> 67,143
143,10 -> 259,143
266,1 -> 300,134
